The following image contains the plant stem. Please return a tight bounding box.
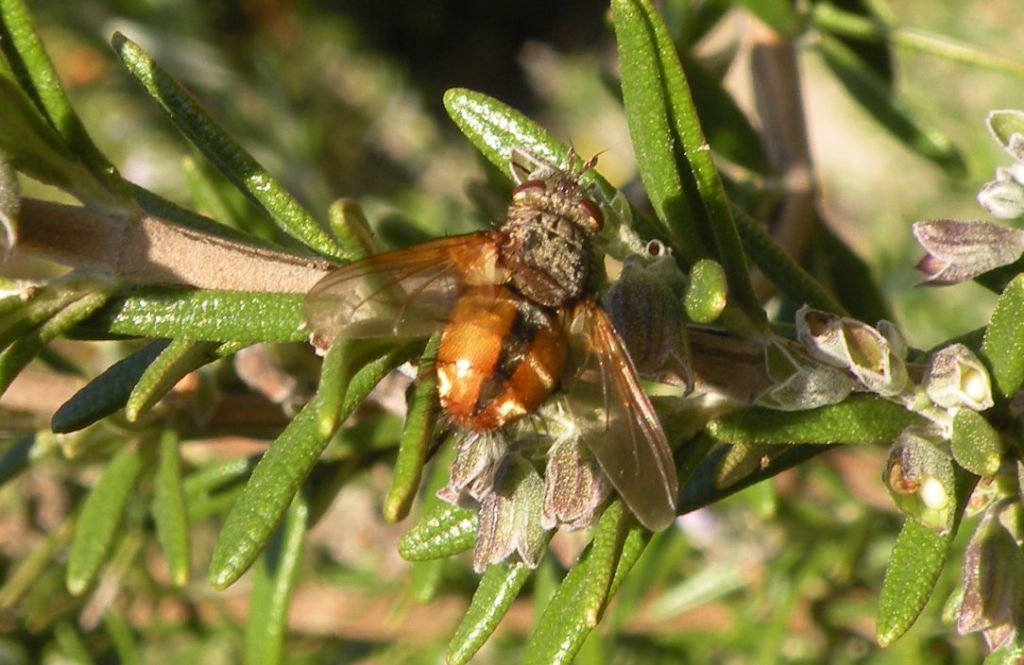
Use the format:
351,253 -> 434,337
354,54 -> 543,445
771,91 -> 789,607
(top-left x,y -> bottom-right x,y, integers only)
15,198 -> 331,293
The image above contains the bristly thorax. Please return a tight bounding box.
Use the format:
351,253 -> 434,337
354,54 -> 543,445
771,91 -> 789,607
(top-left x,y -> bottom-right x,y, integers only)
499,184 -> 594,308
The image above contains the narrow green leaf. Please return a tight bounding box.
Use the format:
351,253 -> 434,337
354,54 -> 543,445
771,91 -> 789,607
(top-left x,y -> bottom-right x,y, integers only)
679,444 -> 828,514
398,500 -> 477,561
103,609 -> 141,665
180,154 -> 287,248
441,88 -> 665,245
183,456 -> 258,497
0,286 -> 112,396
0,509 -> 73,608
0,283 -> 24,318
817,33 -> 966,177
579,500 -> 632,627
209,340 -> 418,589
210,347 -> 333,572
330,413 -> 403,456
187,484 -> 244,523
54,621 -> 96,665
733,207 -> 847,315
707,396 -> 919,445
715,441 -> 785,488
327,199 -> 376,261
52,340 -> 169,433
59,426 -> 126,461
409,558 -> 444,603
313,339 -> 401,437
950,410 -> 1002,477
0,280 -> 95,352
811,3 -> 1024,80
443,88 -> 573,185
0,0 -> 124,198
180,152 -> 232,220
78,288 -> 307,344
876,472 -> 976,646
0,68 -> 76,180
208,403 -> 324,588
609,2 -> 707,262
811,0 -> 894,83
611,0 -> 764,329
384,334 -> 441,523
523,520 -> 651,665
0,435 -> 36,488
182,154 -> 252,232
243,493 -> 308,665
734,0 -> 800,36
981,274 -> 1024,400
673,0 -> 731,47
0,74 -> 119,205
447,562 -> 532,665
110,33 -> 342,260
125,339 -> 219,421
66,445 -> 144,595
152,429 -> 190,587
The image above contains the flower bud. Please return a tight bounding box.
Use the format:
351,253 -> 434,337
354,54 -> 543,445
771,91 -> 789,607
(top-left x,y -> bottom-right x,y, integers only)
986,110 -> 1024,161
756,339 -> 853,411
437,433 -> 508,507
541,437 -> 609,530
796,307 -> 908,397
977,174 -> 1024,220
965,464 -> 1021,518
912,220 -> 1024,286
602,242 -> 690,381
794,307 -> 848,368
876,319 -> 908,361
473,454 -> 547,572
957,500 -> 1024,650
923,343 -> 994,412
883,427 -> 956,531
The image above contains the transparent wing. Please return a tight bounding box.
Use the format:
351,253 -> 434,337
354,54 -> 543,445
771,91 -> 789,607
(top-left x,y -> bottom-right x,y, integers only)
563,299 -> 678,531
304,232 -> 503,340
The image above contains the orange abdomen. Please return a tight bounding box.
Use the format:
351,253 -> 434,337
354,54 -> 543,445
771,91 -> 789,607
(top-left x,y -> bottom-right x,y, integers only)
437,286 -> 566,432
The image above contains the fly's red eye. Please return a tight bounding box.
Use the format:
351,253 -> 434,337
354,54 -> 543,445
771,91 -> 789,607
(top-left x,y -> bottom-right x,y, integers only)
578,199 -> 603,231
512,179 -> 546,197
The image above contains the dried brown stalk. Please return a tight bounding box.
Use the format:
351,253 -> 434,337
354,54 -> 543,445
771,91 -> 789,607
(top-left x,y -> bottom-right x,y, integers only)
746,16 -> 820,301
16,198 -> 332,293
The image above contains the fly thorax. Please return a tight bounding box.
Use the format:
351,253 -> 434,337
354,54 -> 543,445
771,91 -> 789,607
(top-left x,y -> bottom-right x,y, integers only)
500,212 -> 591,308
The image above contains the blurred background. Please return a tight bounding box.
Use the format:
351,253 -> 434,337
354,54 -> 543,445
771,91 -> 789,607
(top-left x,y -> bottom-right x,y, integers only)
5,0 -> 1024,662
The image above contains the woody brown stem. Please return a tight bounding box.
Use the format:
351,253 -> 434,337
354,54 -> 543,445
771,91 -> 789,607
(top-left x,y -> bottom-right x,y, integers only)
15,198 -> 333,293
746,17 -> 820,302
